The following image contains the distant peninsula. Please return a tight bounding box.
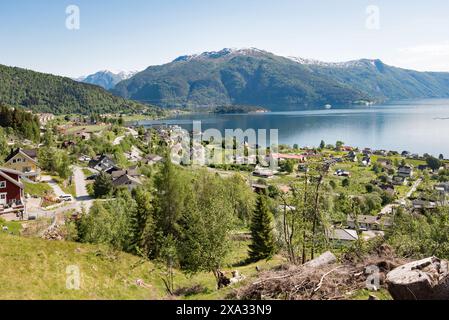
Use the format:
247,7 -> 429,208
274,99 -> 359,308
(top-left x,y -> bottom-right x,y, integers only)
212,105 -> 268,114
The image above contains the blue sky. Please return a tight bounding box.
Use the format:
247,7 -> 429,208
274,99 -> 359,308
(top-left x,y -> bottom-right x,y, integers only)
1,0 -> 449,77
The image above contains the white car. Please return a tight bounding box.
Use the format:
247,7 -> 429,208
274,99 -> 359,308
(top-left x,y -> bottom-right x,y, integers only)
59,195 -> 74,202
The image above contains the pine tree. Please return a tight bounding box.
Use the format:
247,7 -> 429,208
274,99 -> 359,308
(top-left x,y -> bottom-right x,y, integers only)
93,171 -> 114,198
249,195 -> 276,261
130,187 -> 153,255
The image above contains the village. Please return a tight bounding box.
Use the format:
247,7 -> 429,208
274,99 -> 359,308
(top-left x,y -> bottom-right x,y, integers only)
2,114 -> 449,248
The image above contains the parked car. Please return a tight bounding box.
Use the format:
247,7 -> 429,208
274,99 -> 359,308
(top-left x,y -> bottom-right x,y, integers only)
59,195 -> 73,202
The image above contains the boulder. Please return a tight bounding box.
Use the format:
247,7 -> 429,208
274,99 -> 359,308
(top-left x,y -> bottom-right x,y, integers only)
386,257 -> 449,300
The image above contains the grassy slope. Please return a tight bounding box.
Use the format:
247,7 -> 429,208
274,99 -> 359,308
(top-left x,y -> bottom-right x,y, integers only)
23,181 -> 53,198
0,233 -> 282,300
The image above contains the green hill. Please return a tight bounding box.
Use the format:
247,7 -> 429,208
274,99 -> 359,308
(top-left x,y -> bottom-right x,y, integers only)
112,48 -> 449,109
0,64 -> 156,115
0,232 -> 163,299
0,232 -> 279,300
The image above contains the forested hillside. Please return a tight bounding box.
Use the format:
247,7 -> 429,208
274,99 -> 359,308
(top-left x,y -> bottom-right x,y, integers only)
0,64 -> 153,115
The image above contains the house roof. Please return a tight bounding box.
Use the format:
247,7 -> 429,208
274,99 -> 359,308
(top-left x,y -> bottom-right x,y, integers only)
4,148 -> 38,164
112,174 -> 142,187
271,153 -> 306,161
327,228 -> 358,241
347,215 -> 392,226
0,168 -> 24,189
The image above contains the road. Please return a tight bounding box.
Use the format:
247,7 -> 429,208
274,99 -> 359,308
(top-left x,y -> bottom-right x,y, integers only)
40,175 -> 65,197
19,167 -> 94,222
406,178 -> 422,199
73,166 -> 94,213
379,178 -> 422,215
113,135 -> 125,146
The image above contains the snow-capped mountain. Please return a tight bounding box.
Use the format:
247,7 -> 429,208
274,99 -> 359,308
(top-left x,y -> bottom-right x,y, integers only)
172,48 -> 269,62
287,56 -> 379,69
112,47 -> 449,109
76,70 -> 139,90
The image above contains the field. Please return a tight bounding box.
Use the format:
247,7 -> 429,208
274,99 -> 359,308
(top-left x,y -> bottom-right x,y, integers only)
65,124 -> 109,134
0,232 -> 283,300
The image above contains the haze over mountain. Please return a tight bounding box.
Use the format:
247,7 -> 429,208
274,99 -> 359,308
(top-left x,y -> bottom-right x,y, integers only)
0,64 -> 154,115
76,70 -> 139,90
112,48 -> 449,110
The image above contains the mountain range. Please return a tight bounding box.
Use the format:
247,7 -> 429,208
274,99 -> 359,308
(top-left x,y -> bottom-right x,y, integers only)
2,48 -> 449,114
76,70 -> 138,90
112,48 -> 449,110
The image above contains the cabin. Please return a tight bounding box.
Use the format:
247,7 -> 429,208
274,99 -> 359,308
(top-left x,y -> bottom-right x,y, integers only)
347,151 -> 358,162
252,184 -> 269,194
143,154 -> 163,165
253,167 -> 275,178
392,175 -> 406,186
361,155 -> 371,166
0,168 -> 25,217
335,169 -> 351,177
347,215 -> 392,231
362,148 -> 372,155
380,184 -> 395,195
4,148 -> 40,181
269,153 -> 307,163
326,228 -> 358,246
435,182 -> 449,194
412,199 -> 438,211
398,165 -> 413,178
88,155 -> 116,172
112,174 -> 142,192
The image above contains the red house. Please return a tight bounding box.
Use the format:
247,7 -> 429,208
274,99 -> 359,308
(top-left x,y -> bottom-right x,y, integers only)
0,167 -> 25,216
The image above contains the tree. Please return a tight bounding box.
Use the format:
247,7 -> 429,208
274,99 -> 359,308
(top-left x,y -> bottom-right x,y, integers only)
278,163 -> 331,264
93,171 -> 114,198
280,159 -> 295,173
336,141 -> 345,151
130,187 -> 153,254
439,154 -> 445,160
0,128 -> 8,162
365,184 -> 374,193
78,190 -> 136,251
224,174 -> 256,225
152,154 -> 193,256
426,156 -> 442,171
38,147 -> 72,179
319,140 -> 326,149
178,171 -> 234,289
249,195 -> 276,261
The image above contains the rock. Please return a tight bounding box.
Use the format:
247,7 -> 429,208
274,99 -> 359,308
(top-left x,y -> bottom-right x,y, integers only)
368,294 -> 379,300
230,270 -> 246,285
304,251 -> 337,269
386,257 -> 449,300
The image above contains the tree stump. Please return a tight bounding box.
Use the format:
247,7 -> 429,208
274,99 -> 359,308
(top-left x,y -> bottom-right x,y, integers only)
386,257 -> 449,300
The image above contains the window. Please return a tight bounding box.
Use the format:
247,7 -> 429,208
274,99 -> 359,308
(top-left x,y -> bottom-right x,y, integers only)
0,181 -> 6,188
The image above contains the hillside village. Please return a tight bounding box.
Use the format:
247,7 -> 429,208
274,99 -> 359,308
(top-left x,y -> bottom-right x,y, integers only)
1,108 -> 449,300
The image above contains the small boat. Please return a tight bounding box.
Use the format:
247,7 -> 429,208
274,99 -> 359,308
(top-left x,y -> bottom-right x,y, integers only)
324,104 -> 332,109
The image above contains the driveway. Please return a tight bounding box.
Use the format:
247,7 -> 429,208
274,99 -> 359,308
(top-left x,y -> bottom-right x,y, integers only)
40,175 -> 65,197
73,166 -> 94,213
378,178 -> 423,216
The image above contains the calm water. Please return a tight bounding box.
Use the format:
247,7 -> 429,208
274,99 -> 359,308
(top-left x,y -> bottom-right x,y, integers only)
138,99 -> 449,157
